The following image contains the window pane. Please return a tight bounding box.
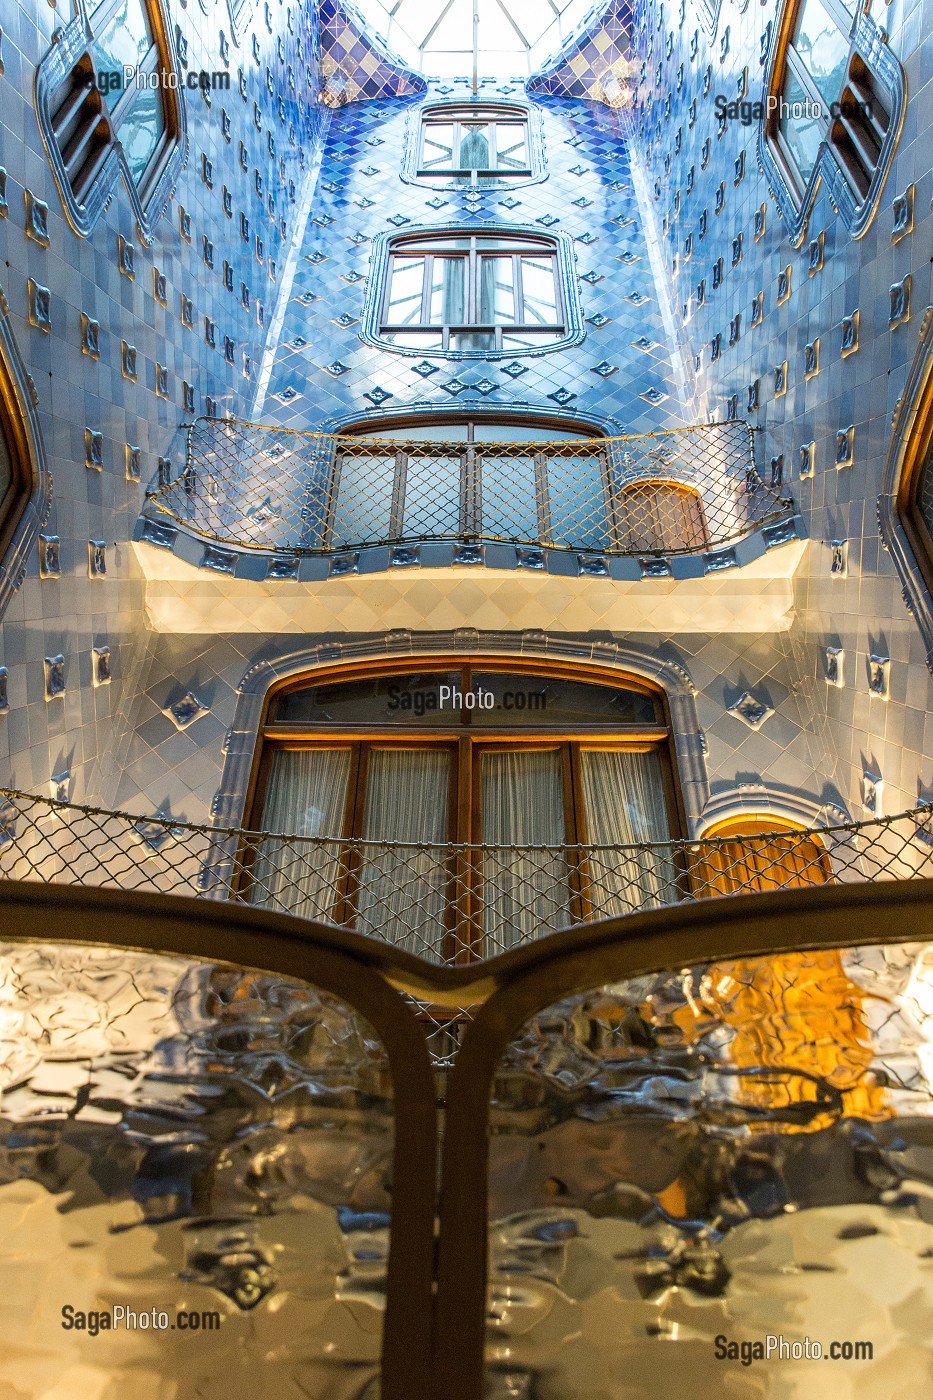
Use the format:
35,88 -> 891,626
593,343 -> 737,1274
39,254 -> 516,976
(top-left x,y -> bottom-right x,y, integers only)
91,0 -> 153,111
450,330 -> 496,351
480,749 -> 569,949
480,256 -> 517,324
271,674 -> 460,724
502,330 -> 562,347
494,123 -> 528,170
429,257 -> 466,325
120,86 -> 166,183
0,430 -> 11,509
382,330 -> 444,348
519,256 -> 559,325
357,749 -> 452,954
472,675 -> 658,726
792,0 -> 850,106
386,258 -> 425,325
421,123 -> 455,169
779,68 -> 824,188
460,122 -> 492,170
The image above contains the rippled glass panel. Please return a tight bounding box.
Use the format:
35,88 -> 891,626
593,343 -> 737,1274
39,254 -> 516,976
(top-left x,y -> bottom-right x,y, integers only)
0,944 -> 394,1397
485,944 -> 933,1397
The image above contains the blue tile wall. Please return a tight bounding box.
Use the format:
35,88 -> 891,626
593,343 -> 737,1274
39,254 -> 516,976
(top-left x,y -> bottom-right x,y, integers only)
629,0 -> 933,817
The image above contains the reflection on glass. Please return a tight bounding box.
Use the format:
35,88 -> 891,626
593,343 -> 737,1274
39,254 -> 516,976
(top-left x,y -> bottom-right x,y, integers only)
792,0 -> 850,106
429,257 -> 466,325
521,256 -> 559,324
0,942 -> 393,1395
122,85 -> 165,182
387,258 -> 426,324
91,0 -> 153,111
271,673 -> 460,724
486,943 -> 933,1396
779,68 -> 824,187
496,124 -> 528,170
480,257 -> 516,324
461,123 -> 492,169
422,124 -> 455,169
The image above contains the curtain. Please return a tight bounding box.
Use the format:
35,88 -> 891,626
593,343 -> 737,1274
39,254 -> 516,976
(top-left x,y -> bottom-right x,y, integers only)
579,750 -> 677,916
355,749 -> 451,958
460,125 -> 491,170
249,748 -> 350,920
480,750 -> 569,951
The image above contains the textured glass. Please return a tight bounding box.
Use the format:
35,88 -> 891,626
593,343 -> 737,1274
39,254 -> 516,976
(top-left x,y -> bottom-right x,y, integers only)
460,124 -> 492,170
485,943 -> 933,1396
91,0 -> 153,110
121,84 -> 166,183
792,0 -> 850,106
780,68 -> 824,187
0,943 -> 394,1394
481,257 -> 517,324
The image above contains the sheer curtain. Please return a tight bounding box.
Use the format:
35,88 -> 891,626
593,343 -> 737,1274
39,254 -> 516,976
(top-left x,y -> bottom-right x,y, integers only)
481,749 -> 569,951
356,749 -> 451,958
249,749 -> 349,920
579,750 -> 677,916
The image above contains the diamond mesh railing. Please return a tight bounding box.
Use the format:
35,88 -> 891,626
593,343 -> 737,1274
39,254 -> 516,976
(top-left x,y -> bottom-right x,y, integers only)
3,789 -> 932,969
144,416 -> 791,557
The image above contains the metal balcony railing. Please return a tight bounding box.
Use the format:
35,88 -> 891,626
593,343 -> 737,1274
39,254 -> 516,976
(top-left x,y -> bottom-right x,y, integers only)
144,416 -> 792,557
2,789 -> 932,967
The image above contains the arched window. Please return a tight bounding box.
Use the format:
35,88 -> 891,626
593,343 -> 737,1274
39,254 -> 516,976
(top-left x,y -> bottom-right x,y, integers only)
899,427 -> 933,601
691,816 -> 832,898
762,0 -> 901,232
0,350 -> 34,580
416,104 -> 532,185
378,231 -> 567,352
619,481 -> 709,554
37,0 -> 184,234
243,661 -> 681,958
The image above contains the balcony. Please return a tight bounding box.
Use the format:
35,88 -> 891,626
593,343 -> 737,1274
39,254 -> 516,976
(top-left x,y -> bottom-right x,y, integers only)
134,417 -> 804,634
2,787 -> 931,968
145,415 -> 790,557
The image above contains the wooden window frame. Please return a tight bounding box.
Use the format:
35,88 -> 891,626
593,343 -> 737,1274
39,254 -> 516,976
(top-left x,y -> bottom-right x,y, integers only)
379,232 -> 565,352
417,105 -> 532,185
41,0 -> 183,227
765,0 -> 894,212
897,379 -> 933,604
241,660 -> 687,958
0,361 -> 34,567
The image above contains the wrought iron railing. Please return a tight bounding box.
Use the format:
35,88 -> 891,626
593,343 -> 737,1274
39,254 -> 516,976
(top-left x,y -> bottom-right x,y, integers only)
143,416 -> 792,557
2,789 -> 932,967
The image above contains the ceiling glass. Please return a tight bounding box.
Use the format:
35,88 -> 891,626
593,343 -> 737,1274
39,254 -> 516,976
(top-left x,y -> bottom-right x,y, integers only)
351,0 -> 598,79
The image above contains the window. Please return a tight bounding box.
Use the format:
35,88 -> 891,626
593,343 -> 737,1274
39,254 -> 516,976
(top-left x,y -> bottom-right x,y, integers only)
37,0 -> 184,234
898,412 -> 933,601
416,105 -> 532,185
0,370 -> 31,569
244,663 -> 680,958
763,0 -> 901,230
320,416 -> 609,551
378,231 -> 567,353
690,817 -> 832,897
618,482 -> 710,554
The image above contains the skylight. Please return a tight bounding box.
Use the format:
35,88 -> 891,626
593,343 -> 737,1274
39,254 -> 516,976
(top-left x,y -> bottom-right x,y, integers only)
350,0 -> 598,81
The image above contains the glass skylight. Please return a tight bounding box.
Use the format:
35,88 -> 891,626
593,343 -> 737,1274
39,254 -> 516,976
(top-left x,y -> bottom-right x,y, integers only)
351,0 -> 598,80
